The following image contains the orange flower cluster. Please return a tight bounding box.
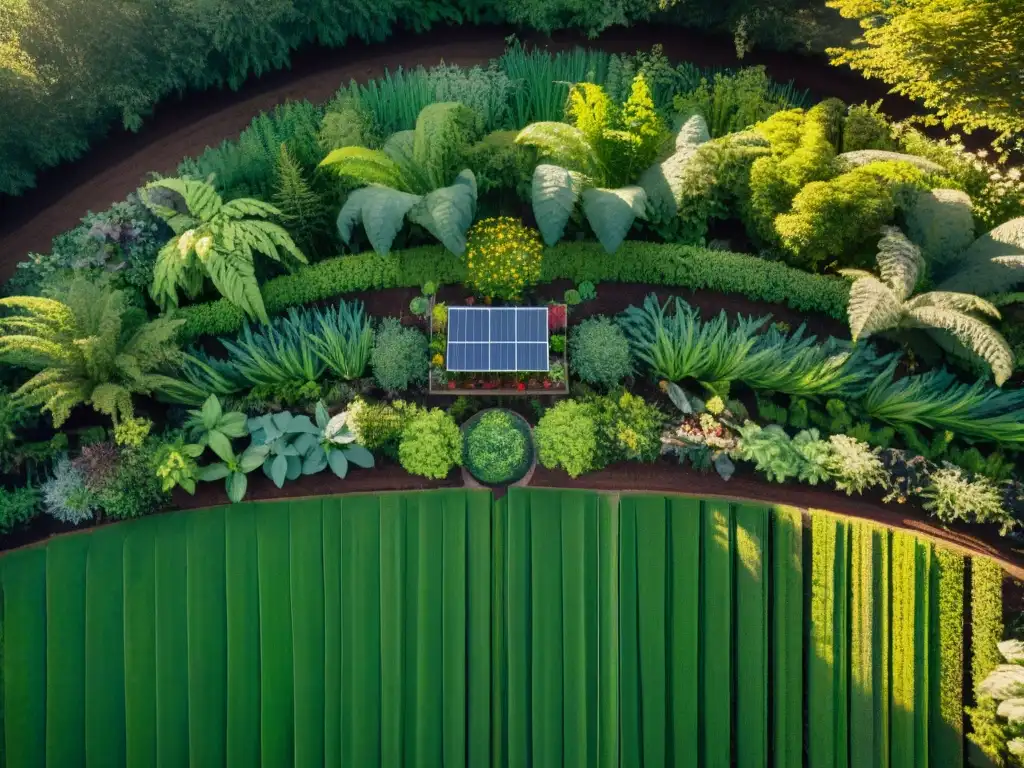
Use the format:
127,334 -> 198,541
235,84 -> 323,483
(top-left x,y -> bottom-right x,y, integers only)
465,217 -> 543,301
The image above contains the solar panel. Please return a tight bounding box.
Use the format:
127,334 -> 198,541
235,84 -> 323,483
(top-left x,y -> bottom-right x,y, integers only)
446,307 -> 550,372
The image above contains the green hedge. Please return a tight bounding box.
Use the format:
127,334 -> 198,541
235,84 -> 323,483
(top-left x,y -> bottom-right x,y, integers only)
932,548 -> 965,766
967,557 -> 1005,765
176,242 -> 850,341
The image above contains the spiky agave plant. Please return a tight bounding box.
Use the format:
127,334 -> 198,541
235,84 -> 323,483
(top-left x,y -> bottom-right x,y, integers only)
143,177 -> 306,323
515,74 -> 706,253
319,102 -> 479,256
0,279 -> 185,426
841,226 -> 1014,385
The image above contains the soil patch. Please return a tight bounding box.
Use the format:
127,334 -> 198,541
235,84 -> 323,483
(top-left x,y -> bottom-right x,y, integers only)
529,461 -> 1024,579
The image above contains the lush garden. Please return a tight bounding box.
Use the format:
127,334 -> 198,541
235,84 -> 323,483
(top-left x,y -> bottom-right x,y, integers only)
2,24 -> 1024,766
0,488 -> 1004,767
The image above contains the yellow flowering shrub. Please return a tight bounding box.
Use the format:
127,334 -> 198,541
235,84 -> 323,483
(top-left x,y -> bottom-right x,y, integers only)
465,217 -> 543,301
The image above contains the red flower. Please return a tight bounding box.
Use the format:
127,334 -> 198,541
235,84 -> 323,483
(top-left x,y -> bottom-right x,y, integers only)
543,380 -> 552,389
516,382 -> 526,391
447,380 -> 457,390
548,304 -> 567,331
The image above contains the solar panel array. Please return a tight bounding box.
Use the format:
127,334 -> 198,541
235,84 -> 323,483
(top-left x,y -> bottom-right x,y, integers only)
446,307 -> 549,372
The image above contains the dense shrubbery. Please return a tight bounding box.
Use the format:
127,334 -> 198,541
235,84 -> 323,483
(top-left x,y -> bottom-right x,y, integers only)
371,319 -> 428,392
399,408 -> 462,478
463,410 -> 531,484
570,317 -> 633,388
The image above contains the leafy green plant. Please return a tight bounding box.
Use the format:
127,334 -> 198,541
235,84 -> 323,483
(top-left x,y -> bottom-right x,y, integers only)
347,397 -> 420,458
564,289 -> 582,306
371,318 -> 428,392
293,402 -> 375,480
154,437 -> 204,494
775,161 -> 934,269
113,417 -> 152,449
0,279 -> 184,427
398,408 -> 462,479
747,103 -> 837,246
410,296 -> 429,316
272,143 -> 330,255
841,101 -> 896,153
143,177 -> 306,322
569,317 -> 633,388
184,395 -> 250,460
320,102 -> 479,255
842,227 -> 1013,385
534,399 -> 598,478
95,443 -> 168,520
464,410 -> 531,484
732,422 -> 833,484
824,435 -> 889,495
577,281 -> 597,301
516,76 -> 675,253
0,487 -> 41,534
592,391 -> 665,466
619,294 -> 885,397
247,410 -> 320,488
921,467 -> 1012,532
42,457 -> 96,524
196,443 -> 271,503
673,67 -> 806,138
860,366 -> 1024,445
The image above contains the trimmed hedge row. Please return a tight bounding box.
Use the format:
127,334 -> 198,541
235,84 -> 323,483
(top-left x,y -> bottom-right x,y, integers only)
932,548 -> 965,766
176,242 -> 851,341
967,557 -> 1005,765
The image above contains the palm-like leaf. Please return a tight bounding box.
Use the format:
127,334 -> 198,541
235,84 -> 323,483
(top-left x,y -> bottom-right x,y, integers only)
581,186 -> 648,254
144,178 -> 306,322
844,226 -> 1015,384
938,217 -> 1024,295
411,102 -> 478,190
515,122 -> 601,178
530,164 -> 584,246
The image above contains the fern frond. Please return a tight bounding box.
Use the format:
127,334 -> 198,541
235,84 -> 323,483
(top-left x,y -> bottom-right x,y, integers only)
876,226 -> 922,300
0,296 -> 75,331
838,268 -> 876,281
904,291 -> 1002,319
121,316 -> 187,365
89,382 -> 134,424
232,219 -> 306,265
516,122 -> 600,178
146,177 -> 223,219
204,248 -> 266,322
0,335 -> 74,369
318,146 -> 411,191
15,369 -> 90,428
906,306 -> 1014,385
220,196 -> 282,220
846,275 -> 904,341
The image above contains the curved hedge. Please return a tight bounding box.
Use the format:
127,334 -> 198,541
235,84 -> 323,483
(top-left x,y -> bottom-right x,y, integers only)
175,241 -> 851,341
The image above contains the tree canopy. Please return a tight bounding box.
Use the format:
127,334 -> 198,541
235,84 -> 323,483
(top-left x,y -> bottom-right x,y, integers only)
827,0 -> 1024,150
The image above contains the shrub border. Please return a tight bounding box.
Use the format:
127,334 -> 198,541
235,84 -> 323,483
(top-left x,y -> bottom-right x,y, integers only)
174,241 -> 851,342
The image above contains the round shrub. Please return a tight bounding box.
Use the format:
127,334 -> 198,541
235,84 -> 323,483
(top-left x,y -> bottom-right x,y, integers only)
348,397 -> 420,459
905,188 -> 975,267
371,318 -> 427,392
564,288 -> 581,306
464,410 -> 532,485
592,391 -> 665,466
465,217 -> 543,301
399,409 -> 462,480
534,400 -> 598,478
569,317 -> 633,389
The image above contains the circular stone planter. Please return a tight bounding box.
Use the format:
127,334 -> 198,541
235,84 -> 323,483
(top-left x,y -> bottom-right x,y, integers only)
461,408 -> 536,488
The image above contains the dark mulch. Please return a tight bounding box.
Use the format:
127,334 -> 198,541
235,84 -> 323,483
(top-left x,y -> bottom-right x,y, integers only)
530,461 -> 1024,579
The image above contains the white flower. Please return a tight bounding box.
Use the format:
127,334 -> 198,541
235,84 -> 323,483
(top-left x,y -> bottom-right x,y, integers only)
195,235 -> 213,258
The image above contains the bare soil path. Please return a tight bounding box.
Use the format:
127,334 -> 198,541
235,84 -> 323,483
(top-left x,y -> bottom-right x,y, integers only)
0,22 -> 913,283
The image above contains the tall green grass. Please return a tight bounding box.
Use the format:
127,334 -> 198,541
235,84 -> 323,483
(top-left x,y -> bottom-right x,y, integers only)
772,506 -> 803,768
0,489 -> 996,767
